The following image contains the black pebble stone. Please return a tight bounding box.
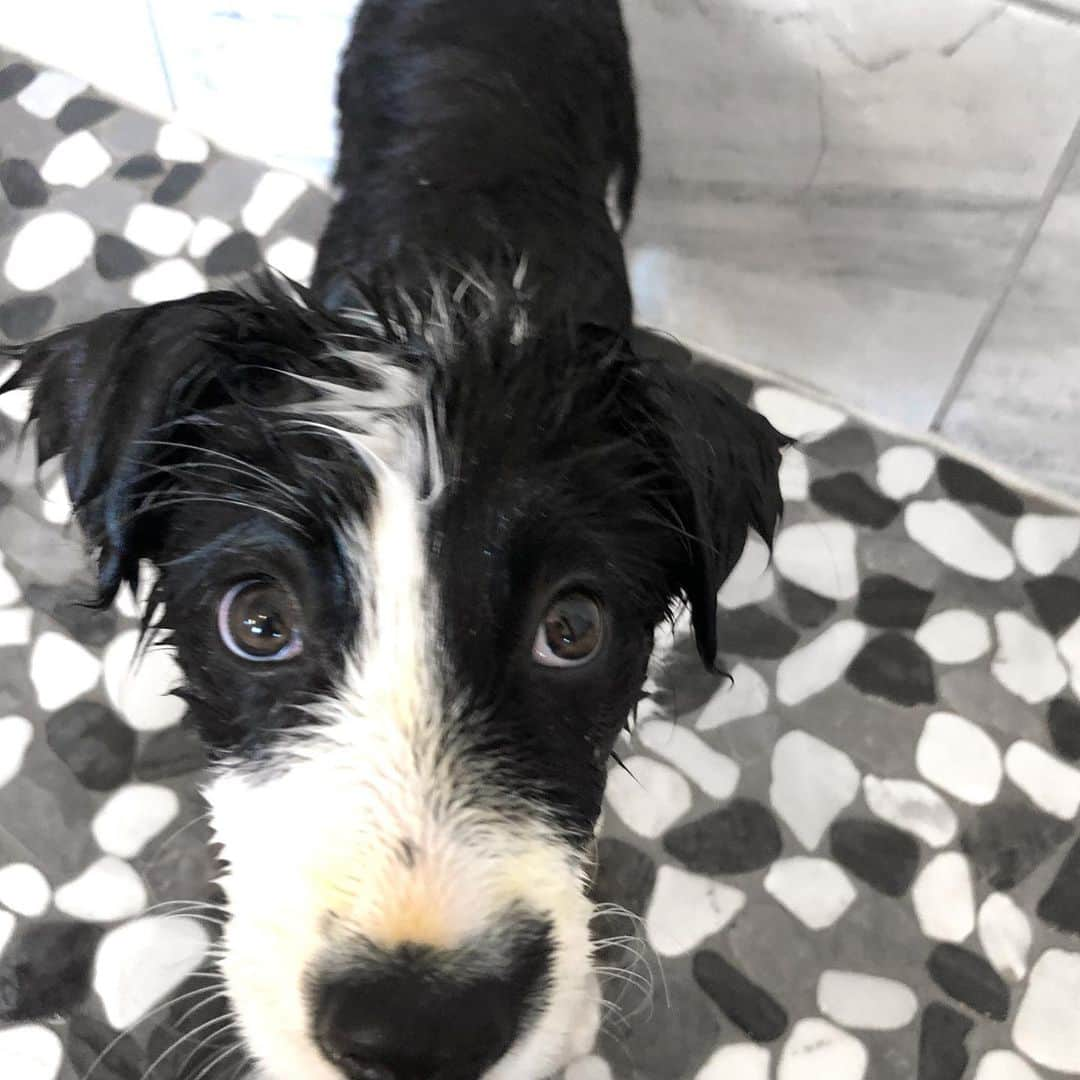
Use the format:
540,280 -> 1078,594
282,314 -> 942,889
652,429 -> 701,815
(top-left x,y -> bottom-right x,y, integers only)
0,294 -> 56,340
115,152 -> 165,180
204,230 -> 262,276
1037,836 -> 1080,936
25,583 -> 117,649
804,425 -> 876,467
135,724 -> 207,782
961,801 -> 1073,890
811,472 -> 901,529
692,950 -> 788,1042
0,921 -> 103,1022
46,700 -> 136,790
93,233 -> 148,281
0,63 -> 35,101
779,579 -> 836,629
830,818 -> 921,896
152,162 -> 204,206
918,1002 -> 972,1080
0,158 -> 48,208
589,837 -> 657,920
652,635 -> 727,717
664,799 -> 782,875
1024,575 -> 1080,637
937,456 -> 1024,518
1048,697 -> 1080,762
846,631 -> 937,706
856,574 -> 934,630
55,96 -> 117,134
927,944 -> 1010,1020
714,606 -> 799,659
67,1015 -> 144,1080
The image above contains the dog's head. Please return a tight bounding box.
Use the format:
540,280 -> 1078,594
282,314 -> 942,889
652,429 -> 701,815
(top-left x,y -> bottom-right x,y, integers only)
2,277 -> 784,1080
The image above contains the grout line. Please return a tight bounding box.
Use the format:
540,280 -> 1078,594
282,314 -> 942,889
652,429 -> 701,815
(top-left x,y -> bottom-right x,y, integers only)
929,110 -> 1080,432
680,332 -> 1080,514
1007,0 -> 1080,25
145,0 -> 178,115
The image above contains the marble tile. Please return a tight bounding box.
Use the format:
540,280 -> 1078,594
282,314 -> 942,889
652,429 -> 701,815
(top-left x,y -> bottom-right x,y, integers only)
0,0 -> 173,115
147,0 -> 354,181
623,0 -> 1080,429
940,148 -> 1080,498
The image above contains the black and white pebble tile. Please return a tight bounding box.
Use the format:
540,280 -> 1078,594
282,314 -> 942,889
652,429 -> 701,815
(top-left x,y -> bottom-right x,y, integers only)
3,46 -> 1080,1080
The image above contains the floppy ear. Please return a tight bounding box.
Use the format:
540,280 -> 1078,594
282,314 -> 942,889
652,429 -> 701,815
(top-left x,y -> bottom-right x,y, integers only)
633,331 -> 789,670
0,290 -> 293,602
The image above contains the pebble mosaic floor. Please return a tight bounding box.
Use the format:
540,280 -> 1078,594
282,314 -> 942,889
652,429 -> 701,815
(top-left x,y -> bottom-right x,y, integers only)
2,45 -> 1080,1080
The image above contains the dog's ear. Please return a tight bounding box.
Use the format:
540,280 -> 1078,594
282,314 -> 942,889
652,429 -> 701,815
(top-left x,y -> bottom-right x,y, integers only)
0,290 -> 290,603
632,331 -> 789,670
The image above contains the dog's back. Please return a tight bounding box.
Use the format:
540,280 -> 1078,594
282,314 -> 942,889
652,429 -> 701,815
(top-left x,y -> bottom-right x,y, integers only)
313,0 -> 639,329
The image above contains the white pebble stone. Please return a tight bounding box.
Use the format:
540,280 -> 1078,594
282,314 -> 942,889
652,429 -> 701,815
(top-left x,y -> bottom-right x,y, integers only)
124,204 -> 194,257
0,863 -> 50,917
637,721 -> 739,800
266,236 -> 317,285
0,378 -> 31,423
645,864 -> 745,957
1014,514 -> 1080,576
779,448 -> 809,502
104,630 -> 186,732
40,131 -> 110,188
696,662 -> 769,730
992,612 -> 1068,705
863,776 -> 958,848
777,1018 -> 868,1080
774,521 -> 859,601
16,70 -> 87,118
3,211 -> 95,291
29,631 -> 101,711
916,712 -> 1003,806
1013,949 -> 1080,1072
188,216 -> 232,258
54,856 -> 147,922
242,170 -> 307,236
764,857 -> 857,931
130,258 -> 207,304
876,445 -> 936,501
0,909 -> 14,955
0,1024 -> 63,1080
0,715 -> 33,790
0,554 -> 20,606
753,387 -> 845,440
717,531 -> 774,610
912,852 -> 975,943
906,500 -> 1015,581
696,1043 -> 770,1080
915,609 -> 992,665
605,756 -> 691,839
974,1049 -> 1044,1079
40,474 -> 72,526
776,620 -> 867,707
0,609 -> 34,648
1058,617 -> 1080,700
817,970 -> 918,1030
978,892 -> 1032,982
564,1056 -> 611,1080
1005,741 -> 1080,820
770,730 -> 860,850
94,915 -> 209,1029
156,123 -> 209,163
92,783 -> 180,859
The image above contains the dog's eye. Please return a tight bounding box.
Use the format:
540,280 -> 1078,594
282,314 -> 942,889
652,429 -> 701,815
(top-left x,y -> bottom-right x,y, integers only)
533,592 -> 604,667
218,581 -> 303,662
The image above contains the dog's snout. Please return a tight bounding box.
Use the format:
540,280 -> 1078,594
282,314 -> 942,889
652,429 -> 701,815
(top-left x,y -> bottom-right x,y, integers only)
314,926 -> 553,1080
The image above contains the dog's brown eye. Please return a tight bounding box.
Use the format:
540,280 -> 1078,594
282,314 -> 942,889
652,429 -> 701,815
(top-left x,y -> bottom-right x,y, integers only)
218,581 -> 303,662
533,593 -> 603,667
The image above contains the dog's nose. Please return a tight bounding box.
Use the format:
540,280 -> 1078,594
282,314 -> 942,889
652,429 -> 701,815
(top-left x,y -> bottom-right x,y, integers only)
313,937 -> 550,1080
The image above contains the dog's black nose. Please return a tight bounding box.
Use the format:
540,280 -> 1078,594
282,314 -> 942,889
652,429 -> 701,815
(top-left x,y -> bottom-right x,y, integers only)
313,929 -> 552,1080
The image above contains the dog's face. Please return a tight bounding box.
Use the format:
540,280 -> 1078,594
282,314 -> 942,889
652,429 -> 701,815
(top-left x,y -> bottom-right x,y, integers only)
3,280 -> 784,1080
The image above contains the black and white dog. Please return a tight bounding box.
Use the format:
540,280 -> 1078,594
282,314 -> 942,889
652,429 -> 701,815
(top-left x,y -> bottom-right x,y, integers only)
3,2 -> 785,1078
